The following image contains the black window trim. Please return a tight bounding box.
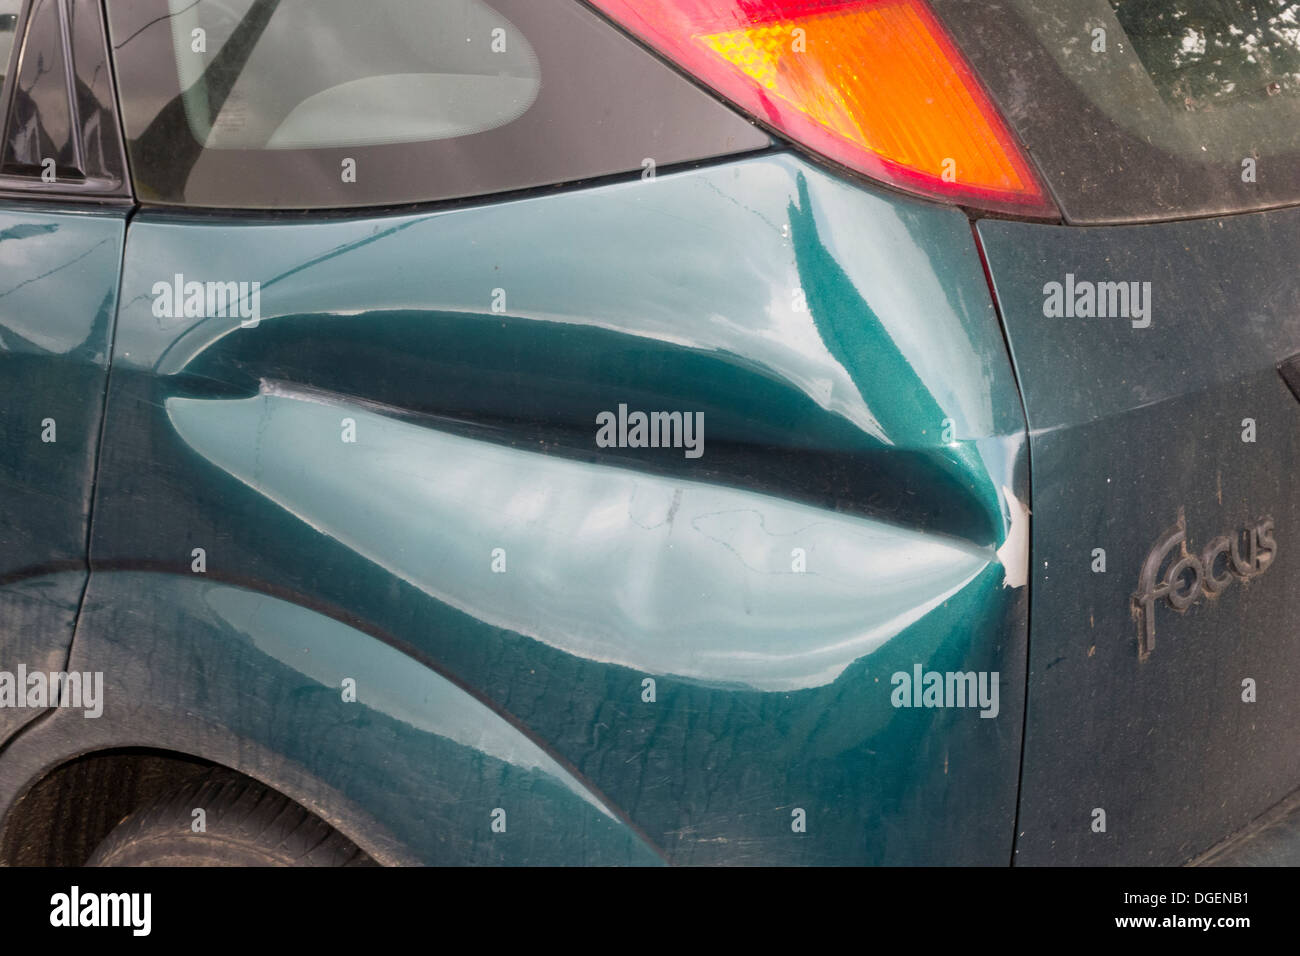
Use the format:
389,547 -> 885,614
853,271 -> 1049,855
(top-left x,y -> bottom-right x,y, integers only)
0,0 -> 132,204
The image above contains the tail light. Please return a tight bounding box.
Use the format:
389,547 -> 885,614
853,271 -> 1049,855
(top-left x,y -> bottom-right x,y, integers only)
585,0 -> 1056,217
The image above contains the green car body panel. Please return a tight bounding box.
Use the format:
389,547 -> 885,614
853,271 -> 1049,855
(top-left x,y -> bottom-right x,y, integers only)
0,206 -> 126,741
2,0 -> 1300,870
978,207 -> 1300,865
0,154 -> 1032,864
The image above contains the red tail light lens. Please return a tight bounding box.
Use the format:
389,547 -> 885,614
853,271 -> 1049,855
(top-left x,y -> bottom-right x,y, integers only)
585,0 -> 1056,217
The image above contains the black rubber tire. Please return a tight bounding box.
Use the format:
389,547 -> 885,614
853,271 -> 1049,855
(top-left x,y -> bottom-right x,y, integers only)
86,769 -> 377,867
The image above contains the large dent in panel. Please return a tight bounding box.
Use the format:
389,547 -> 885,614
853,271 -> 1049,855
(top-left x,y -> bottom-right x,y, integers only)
168,385 -> 994,692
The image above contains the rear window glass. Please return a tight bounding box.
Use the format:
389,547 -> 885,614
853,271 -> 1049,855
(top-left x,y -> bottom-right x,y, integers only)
932,0 -> 1300,223
1115,0 -> 1300,108
104,0 -> 767,209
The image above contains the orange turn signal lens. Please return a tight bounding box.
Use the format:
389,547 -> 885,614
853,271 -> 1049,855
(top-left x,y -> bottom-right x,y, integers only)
587,0 -> 1056,217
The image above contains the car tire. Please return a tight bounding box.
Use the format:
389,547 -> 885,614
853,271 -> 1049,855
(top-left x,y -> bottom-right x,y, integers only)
86,769 -> 377,867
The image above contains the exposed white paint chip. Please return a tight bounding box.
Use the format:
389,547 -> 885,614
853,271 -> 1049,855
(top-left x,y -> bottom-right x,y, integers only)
996,485 -> 1030,589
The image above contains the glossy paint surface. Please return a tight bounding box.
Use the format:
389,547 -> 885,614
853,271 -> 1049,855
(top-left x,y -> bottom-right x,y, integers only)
979,205 -> 1300,864
11,154 -> 1031,864
0,206 -> 124,740
0,572 -> 662,865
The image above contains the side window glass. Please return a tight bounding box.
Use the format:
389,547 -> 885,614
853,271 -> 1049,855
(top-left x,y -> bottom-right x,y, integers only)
169,0 -> 541,151
105,0 -> 768,208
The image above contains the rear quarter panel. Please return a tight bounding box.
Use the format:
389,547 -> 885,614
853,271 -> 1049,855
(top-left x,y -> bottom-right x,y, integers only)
72,155 -> 1030,864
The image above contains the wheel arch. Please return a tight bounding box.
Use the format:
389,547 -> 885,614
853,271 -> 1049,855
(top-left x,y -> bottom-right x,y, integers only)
0,571 -> 663,866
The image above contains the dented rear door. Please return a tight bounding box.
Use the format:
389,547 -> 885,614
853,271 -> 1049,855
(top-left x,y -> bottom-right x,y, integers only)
0,0 -> 130,742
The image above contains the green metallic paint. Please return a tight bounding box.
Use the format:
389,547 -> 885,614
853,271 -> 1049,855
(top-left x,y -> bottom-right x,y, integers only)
0,207 -> 126,740
0,571 -> 661,865
7,154 -> 1030,863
